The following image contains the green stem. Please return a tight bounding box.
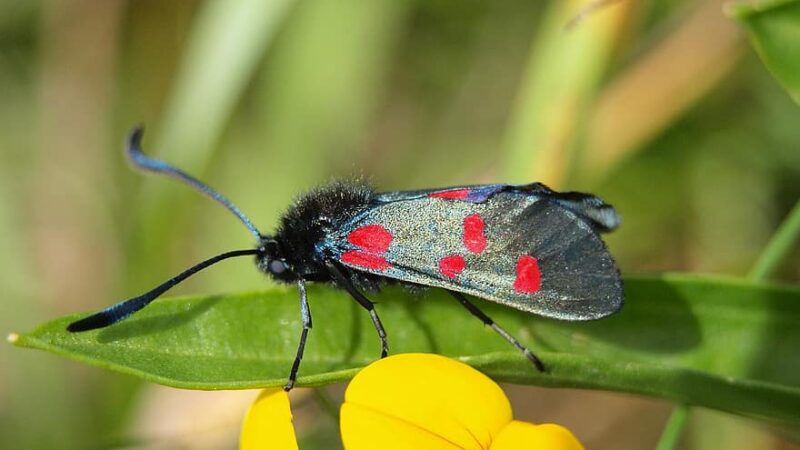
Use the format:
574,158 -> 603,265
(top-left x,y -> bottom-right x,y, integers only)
748,200 -> 800,281
654,404 -> 690,450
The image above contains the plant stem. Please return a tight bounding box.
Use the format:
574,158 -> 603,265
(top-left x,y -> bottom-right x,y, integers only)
654,404 -> 690,450
748,200 -> 800,281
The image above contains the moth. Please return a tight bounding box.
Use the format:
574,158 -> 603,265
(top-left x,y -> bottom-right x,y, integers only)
68,127 -> 624,389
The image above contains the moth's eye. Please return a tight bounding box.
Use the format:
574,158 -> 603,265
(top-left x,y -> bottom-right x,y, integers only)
269,260 -> 288,274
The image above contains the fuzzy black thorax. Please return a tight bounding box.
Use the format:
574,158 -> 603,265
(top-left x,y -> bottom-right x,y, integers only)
263,180 -> 374,281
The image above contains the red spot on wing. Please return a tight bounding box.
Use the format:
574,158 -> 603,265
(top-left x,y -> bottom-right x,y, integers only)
347,224 -> 393,253
429,188 -> 471,200
513,255 -> 541,293
342,251 -> 392,271
463,214 -> 487,254
438,255 -> 466,279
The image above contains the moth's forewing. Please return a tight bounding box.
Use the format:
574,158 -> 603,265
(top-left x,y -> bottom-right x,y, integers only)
324,185 -> 623,321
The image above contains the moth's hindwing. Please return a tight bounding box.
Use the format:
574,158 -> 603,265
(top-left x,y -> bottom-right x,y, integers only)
323,184 -> 623,321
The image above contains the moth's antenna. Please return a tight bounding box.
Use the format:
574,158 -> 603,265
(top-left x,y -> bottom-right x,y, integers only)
67,248 -> 261,332
127,126 -> 263,240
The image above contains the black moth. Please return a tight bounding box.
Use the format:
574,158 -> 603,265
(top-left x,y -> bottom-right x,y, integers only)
68,127 -> 623,390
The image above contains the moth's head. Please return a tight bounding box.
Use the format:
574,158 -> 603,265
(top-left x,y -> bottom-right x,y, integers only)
256,237 -> 296,282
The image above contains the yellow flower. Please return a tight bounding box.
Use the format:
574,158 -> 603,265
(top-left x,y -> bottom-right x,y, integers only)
241,353 -> 585,450
240,388 -> 298,450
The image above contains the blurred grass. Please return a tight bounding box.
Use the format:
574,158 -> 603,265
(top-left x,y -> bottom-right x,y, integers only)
130,0 -> 296,291
502,0 -> 633,186
1,0 -> 799,449
584,0 -> 744,180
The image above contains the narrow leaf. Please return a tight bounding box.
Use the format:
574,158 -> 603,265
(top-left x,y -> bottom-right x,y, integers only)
10,274 -> 800,426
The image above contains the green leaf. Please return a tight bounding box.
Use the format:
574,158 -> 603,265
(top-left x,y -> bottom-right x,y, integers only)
728,0 -> 800,104
10,274 -> 800,426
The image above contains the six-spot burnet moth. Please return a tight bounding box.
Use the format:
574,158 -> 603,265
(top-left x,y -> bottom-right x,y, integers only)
67,126 -> 624,390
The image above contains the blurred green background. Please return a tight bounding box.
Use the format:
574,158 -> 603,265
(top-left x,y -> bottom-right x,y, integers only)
1,0 -> 798,449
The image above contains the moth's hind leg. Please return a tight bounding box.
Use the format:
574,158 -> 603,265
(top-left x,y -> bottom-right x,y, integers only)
447,290 -> 545,372
285,279 -> 312,391
326,262 -> 389,358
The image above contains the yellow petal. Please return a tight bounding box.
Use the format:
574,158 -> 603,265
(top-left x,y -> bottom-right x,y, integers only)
240,389 -> 299,450
490,421 -> 586,450
340,403 -> 466,450
341,353 -> 512,450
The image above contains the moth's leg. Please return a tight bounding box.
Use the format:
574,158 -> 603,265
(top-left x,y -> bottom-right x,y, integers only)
447,290 -> 545,372
285,279 -> 312,391
326,262 -> 389,358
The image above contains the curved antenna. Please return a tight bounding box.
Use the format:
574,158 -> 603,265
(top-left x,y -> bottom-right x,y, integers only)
67,248 -> 261,332
127,126 -> 263,240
